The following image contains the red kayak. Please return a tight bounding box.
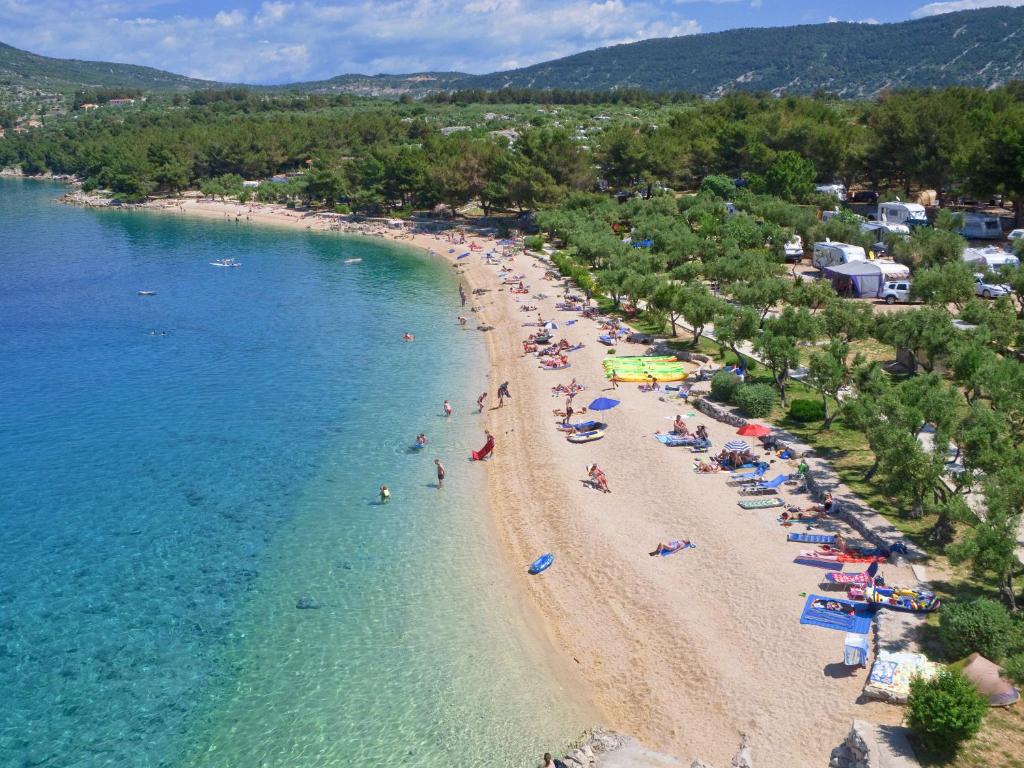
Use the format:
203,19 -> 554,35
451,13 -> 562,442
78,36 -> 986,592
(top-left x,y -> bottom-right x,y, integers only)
471,436 -> 495,461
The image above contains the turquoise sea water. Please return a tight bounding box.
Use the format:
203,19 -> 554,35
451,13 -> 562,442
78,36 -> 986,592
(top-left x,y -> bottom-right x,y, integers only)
0,180 -> 589,767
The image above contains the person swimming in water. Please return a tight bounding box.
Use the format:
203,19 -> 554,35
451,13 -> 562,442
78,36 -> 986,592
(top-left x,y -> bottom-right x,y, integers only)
403,332 -> 414,341
415,433 -> 427,447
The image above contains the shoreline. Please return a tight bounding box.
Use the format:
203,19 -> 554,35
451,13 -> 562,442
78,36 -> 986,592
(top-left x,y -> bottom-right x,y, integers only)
59,190 -> 611,754
63,191 -> 912,766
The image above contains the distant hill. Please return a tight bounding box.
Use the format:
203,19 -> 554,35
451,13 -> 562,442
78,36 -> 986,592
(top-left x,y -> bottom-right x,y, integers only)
0,41 -> 212,92
286,72 -> 468,98
462,7 -> 1024,97
2,6 -> 1024,99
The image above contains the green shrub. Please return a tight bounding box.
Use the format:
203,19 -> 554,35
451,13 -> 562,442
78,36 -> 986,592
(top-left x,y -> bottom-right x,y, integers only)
524,235 -> 545,251
1002,653 -> 1024,687
700,174 -> 737,200
788,398 -> 825,423
334,203 -> 351,214
734,383 -> 777,418
907,669 -> 987,759
710,370 -> 742,402
939,598 -> 1016,661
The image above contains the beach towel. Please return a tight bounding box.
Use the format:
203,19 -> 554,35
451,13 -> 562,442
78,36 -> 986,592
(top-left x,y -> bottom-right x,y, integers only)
737,497 -> 785,510
787,533 -> 837,544
658,541 -> 696,557
800,594 -> 875,633
864,651 -> 941,703
794,557 -> 844,571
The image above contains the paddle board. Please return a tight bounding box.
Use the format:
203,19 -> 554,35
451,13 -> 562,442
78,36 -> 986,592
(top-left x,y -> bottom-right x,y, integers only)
528,553 -> 554,575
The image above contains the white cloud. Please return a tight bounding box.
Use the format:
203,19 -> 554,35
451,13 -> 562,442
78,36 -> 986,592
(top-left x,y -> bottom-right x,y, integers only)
214,9 -> 246,27
911,0 -> 1024,18
0,0 -> 704,83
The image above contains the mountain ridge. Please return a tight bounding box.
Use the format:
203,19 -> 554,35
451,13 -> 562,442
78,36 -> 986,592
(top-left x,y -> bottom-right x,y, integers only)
2,7 -> 1024,98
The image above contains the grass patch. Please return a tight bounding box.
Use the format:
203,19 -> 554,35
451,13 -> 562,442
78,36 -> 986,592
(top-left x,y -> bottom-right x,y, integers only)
949,704 -> 1024,768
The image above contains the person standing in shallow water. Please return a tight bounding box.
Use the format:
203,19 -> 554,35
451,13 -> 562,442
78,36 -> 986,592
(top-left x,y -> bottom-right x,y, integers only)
459,284 -> 467,307
477,392 -> 487,413
443,400 -> 452,417
434,459 -> 446,489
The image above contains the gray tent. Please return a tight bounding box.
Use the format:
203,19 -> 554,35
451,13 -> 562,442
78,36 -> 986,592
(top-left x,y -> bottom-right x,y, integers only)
823,261 -> 886,299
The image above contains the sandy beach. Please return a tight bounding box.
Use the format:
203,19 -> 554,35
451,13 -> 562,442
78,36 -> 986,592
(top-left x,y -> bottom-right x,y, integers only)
117,195 -> 910,766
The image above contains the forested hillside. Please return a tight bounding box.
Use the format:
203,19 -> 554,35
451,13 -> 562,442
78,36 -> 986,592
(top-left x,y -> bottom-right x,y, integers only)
3,7 -> 1024,99
0,42 -> 210,92
468,7 -> 1024,96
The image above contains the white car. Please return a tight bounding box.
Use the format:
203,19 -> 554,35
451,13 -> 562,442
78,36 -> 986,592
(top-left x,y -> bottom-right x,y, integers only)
974,273 -> 1012,299
1009,229 -> 1024,242
880,280 -> 913,304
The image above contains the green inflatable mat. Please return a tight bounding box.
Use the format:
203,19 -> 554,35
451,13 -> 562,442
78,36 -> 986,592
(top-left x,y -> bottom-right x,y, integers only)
737,497 -> 785,510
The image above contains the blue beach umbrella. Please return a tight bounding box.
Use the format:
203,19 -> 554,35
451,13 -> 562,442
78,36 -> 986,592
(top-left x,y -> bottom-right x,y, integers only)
723,439 -> 750,453
588,397 -> 621,412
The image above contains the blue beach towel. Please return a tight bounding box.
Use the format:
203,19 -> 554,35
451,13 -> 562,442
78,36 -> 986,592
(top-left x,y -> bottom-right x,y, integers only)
800,594 -> 875,633
659,541 -> 696,557
787,533 -> 837,544
793,557 -> 843,571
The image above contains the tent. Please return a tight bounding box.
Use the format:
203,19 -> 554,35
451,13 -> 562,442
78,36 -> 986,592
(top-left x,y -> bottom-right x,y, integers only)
954,653 -> 1020,707
822,261 -> 888,299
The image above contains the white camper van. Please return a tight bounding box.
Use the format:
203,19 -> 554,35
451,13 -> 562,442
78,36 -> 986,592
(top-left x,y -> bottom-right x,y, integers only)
957,213 -> 1004,241
877,199 -> 928,229
813,241 -> 867,270
963,246 -> 1020,269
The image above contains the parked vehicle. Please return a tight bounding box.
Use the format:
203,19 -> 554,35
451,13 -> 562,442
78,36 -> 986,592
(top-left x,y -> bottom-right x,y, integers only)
783,235 -> 804,263
812,240 -> 867,270
879,280 -> 913,304
963,246 -> 1020,269
956,213 -> 1004,240
861,221 -> 910,241
974,273 -> 1011,299
876,200 -> 928,229
1008,229 -> 1024,242
816,183 -> 847,201
849,190 -> 879,204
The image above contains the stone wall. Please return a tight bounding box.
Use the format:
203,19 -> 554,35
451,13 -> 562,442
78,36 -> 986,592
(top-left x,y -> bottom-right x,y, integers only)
830,721 -> 919,768
692,395 -> 924,564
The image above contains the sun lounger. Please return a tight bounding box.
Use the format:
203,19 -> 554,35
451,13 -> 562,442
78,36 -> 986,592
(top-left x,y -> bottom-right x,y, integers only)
739,474 -> 791,495
787,532 -> 837,544
824,560 -> 880,585
726,466 -> 768,486
737,497 -> 785,510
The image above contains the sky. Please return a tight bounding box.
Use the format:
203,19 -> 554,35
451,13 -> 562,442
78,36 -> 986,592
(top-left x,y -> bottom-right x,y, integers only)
1,0 -> 1022,83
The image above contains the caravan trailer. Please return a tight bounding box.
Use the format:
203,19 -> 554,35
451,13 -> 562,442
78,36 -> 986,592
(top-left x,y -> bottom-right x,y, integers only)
957,213 -> 1004,241
812,241 -> 867,270
877,200 -> 928,229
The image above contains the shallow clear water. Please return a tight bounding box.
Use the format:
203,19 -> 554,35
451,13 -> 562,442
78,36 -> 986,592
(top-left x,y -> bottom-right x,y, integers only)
0,180 -> 589,768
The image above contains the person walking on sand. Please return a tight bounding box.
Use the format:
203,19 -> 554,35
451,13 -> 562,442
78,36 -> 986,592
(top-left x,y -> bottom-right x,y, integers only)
434,459 -> 445,489
443,400 -> 453,417
497,381 -> 510,407
610,371 -> 620,389
477,392 -> 487,413
459,284 -> 467,307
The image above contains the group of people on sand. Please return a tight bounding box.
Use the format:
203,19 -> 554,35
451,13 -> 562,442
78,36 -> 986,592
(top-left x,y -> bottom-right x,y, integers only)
672,415 -> 708,442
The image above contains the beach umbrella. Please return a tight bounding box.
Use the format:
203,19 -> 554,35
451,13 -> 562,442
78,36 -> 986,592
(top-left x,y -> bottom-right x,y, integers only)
737,424 -> 772,437
544,321 -> 558,330
588,397 -> 620,412
723,439 -> 750,453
